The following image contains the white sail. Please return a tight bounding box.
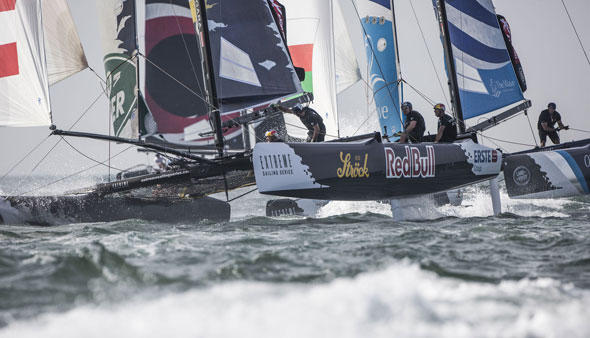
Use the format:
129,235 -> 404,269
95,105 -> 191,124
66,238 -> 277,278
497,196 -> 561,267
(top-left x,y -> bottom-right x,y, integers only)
42,0 -> 88,85
282,0 -> 339,139
0,0 -> 51,127
333,0 -> 361,95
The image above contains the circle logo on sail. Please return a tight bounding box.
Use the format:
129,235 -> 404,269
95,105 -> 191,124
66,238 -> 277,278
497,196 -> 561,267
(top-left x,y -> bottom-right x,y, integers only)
584,154 -> 590,168
513,166 -> 531,186
377,38 -> 387,52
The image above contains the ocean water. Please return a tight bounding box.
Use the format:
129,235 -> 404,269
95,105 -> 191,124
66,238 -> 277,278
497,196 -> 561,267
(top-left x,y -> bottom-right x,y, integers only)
1,178 -> 589,337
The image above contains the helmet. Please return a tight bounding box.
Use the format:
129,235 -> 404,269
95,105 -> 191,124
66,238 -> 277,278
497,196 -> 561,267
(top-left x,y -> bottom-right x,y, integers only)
548,102 -> 556,109
434,103 -> 445,112
265,130 -> 278,138
401,101 -> 412,110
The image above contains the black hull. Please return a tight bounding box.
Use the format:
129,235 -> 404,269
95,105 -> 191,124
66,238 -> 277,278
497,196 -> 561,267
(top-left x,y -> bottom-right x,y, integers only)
253,140 -> 501,201
0,194 -> 230,226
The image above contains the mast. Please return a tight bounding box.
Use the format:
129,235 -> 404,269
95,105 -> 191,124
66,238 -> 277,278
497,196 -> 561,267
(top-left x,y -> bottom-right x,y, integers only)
390,0 -> 403,118
189,0 -> 224,157
435,0 -> 465,134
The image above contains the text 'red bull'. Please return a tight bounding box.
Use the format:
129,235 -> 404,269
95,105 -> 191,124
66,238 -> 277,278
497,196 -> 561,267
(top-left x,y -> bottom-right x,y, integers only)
385,146 -> 435,178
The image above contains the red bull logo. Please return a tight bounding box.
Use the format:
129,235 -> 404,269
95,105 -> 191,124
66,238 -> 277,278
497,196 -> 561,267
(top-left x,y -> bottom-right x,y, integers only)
385,146 -> 436,178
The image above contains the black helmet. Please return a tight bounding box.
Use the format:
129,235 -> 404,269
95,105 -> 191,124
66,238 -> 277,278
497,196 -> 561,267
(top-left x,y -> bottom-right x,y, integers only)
401,101 -> 412,110
292,103 -> 303,113
548,102 -> 556,109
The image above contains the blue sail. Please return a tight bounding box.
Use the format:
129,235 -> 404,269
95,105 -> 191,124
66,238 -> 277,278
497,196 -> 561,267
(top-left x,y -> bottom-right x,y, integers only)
357,0 -> 402,138
443,0 -> 524,119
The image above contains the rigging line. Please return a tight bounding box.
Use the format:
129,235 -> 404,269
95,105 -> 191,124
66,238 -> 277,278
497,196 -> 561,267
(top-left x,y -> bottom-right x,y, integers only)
168,0 -> 205,96
283,121 -> 339,139
478,134 -> 505,152
28,90 -> 106,176
478,132 -> 535,148
400,79 -> 436,105
60,137 -> 125,172
349,0 -> 403,125
15,146 -> 135,197
568,127 -> 590,134
560,0 -> 590,71
0,134 -> 51,182
407,0 -> 451,109
138,52 -> 216,111
227,187 -> 258,203
352,113 -> 374,137
524,111 -> 539,147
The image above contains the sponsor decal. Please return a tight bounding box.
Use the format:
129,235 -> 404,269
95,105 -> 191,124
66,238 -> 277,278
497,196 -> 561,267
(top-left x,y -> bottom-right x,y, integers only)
513,165 -> 531,186
474,149 -> 498,163
584,154 -> 590,168
258,153 -> 294,177
0,0 -> 18,78
385,146 -> 435,179
337,152 -> 369,179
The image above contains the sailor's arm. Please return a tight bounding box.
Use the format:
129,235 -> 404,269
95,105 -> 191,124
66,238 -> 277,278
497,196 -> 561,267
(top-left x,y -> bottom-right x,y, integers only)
557,120 -> 565,129
276,105 -> 294,114
541,121 -> 554,132
405,120 -> 417,133
434,125 -> 446,143
312,124 -> 320,142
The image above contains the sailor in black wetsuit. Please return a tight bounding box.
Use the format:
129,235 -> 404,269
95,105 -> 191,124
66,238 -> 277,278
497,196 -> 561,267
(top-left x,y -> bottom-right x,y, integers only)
537,102 -> 568,147
278,104 -> 326,142
399,101 -> 425,143
433,103 -> 457,143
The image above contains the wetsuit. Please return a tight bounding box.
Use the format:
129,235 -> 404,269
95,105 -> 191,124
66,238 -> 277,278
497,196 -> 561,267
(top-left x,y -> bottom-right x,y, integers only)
404,110 -> 425,143
299,107 -> 326,142
537,109 -> 562,144
437,113 -> 457,143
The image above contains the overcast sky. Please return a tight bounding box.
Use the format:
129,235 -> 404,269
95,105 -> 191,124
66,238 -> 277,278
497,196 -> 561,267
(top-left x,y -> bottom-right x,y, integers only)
1,0 -> 589,180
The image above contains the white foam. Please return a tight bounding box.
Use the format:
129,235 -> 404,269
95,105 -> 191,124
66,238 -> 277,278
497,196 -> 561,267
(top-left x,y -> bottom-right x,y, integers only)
317,201 -> 392,218
3,262 -> 589,338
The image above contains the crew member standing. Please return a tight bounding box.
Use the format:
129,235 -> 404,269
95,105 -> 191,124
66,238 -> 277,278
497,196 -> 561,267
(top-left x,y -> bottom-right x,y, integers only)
538,102 -> 568,147
278,104 -> 326,142
399,101 -> 425,143
433,103 -> 457,143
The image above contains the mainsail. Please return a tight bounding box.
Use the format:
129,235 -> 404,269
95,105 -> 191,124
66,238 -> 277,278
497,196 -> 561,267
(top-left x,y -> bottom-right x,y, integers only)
355,0 -> 403,138
97,0 -> 140,138
435,0 -> 525,121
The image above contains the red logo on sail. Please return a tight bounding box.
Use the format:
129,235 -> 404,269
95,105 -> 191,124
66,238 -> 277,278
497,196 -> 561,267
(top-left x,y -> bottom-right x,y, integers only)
0,0 -> 19,78
385,146 -> 436,178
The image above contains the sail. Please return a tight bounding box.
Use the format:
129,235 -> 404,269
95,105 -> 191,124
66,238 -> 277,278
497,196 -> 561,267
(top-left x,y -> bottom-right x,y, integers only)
355,0 -> 403,138
207,0 -> 303,114
0,0 -> 51,127
42,0 -> 88,85
497,14 -> 527,93
439,0 -> 525,120
282,0 -> 338,139
334,0 -> 361,95
96,0 -> 139,138
144,0 -> 210,143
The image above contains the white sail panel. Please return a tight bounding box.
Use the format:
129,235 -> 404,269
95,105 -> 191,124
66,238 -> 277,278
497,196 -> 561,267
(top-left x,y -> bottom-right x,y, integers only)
282,0 -> 339,139
42,0 -> 88,85
0,0 -> 51,127
333,0 -> 361,95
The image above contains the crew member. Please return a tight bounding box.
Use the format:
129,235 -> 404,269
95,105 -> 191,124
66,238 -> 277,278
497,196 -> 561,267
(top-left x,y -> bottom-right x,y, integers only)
154,153 -> 169,172
538,102 -> 568,147
278,104 -> 326,142
265,129 -> 283,142
399,101 -> 425,143
433,103 -> 457,143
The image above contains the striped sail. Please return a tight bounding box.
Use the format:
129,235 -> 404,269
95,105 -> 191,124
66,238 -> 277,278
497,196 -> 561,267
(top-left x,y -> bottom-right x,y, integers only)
355,0 -> 402,138
443,0 -> 524,119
